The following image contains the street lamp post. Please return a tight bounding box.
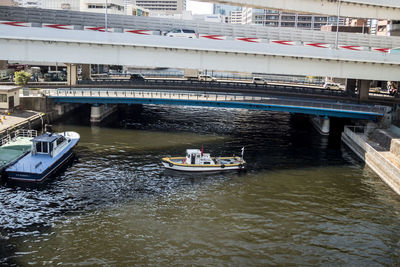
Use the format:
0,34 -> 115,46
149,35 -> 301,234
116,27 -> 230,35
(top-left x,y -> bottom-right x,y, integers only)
335,0 -> 341,49
105,0 -> 108,31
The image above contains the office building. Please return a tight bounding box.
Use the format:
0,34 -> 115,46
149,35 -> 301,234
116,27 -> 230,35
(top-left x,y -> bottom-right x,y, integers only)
241,8 -> 341,30
135,0 -> 185,15
213,4 -> 241,16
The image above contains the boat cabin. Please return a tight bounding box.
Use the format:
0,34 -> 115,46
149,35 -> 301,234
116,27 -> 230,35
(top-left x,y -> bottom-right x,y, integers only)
185,149 -> 215,165
31,133 -> 68,157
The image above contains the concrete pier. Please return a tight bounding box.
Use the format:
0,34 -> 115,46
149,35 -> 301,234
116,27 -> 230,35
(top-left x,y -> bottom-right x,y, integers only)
342,125 -> 400,195
358,80 -> 371,102
81,64 -> 91,81
67,63 -> 78,86
345,79 -> 357,96
90,104 -> 117,124
309,115 -> 330,135
0,60 -> 7,70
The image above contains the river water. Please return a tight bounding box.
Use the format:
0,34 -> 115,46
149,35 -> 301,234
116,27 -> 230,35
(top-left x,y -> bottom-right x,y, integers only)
1,105 -> 400,265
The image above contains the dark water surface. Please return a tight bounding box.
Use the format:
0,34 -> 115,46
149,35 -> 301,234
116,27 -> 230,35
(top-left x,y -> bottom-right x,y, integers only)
1,105 -> 400,265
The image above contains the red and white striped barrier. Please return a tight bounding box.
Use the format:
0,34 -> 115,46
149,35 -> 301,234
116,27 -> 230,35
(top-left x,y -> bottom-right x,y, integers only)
339,45 -> 363,51
0,20 -> 396,55
236,37 -> 261,43
124,29 -> 152,35
372,47 -> 390,53
271,40 -> 296,46
199,34 -> 226,40
84,26 -> 114,32
43,24 -> 73,30
0,21 -> 31,27
305,42 -> 330,48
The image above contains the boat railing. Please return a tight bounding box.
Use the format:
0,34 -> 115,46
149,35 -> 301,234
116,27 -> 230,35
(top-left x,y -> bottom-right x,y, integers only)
0,134 -> 11,147
15,129 -> 37,138
0,129 -> 37,147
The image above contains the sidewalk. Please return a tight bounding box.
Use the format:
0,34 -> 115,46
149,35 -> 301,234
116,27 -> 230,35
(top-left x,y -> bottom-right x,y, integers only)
0,110 -> 43,135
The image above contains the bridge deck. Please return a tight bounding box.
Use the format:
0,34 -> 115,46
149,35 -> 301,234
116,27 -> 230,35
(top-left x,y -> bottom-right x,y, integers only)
44,88 -> 386,120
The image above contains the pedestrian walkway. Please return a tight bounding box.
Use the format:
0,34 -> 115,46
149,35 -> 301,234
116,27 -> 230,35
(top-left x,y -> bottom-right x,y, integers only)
0,110 -> 42,135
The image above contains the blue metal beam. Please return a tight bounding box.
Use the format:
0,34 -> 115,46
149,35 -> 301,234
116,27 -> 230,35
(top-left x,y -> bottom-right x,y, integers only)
50,96 -> 381,120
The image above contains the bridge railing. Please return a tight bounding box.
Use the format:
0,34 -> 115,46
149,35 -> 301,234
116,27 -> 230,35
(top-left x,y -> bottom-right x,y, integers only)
77,79 -> 345,97
42,88 -> 386,115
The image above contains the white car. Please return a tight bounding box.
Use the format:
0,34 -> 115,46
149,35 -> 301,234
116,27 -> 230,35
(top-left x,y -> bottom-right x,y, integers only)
252,77 -> 267,85
165,29 -> 197,39
323,82 -> 340,89
198,75 -> 216,82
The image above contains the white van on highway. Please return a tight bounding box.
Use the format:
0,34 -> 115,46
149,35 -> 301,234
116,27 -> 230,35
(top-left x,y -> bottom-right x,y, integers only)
165,29 -> 197,39
252,77 -> 267,85
198,74 -> 216,82
323,82 -> 340,89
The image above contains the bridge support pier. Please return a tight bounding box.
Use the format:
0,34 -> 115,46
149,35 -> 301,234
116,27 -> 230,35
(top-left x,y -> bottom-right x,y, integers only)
309,115 -> 330,135
67,63 -> 78,86
90,104 -> 117,124
345,79 -> 357,96
0,60 -> 7,70
81,64 -> 91,80
358,80 -> 371,102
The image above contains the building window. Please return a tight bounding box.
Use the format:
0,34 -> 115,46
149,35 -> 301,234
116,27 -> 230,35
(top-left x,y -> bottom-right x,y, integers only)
0,94 -> 7,102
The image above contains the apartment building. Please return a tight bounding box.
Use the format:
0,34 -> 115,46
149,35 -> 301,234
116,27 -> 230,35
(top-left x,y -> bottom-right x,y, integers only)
230,10 -> 242,24
241,8 -> 340,30
135,0 -> 185,15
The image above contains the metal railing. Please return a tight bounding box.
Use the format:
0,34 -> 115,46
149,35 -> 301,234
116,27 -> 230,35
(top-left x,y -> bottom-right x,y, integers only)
0,129 -> 37,147
344,125 -> 366,134
77,79 -> 344,97
43,88 -> 387,115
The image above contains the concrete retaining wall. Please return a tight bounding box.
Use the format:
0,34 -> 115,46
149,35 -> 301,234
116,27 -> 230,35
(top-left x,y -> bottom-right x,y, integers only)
342,127 -> 400,195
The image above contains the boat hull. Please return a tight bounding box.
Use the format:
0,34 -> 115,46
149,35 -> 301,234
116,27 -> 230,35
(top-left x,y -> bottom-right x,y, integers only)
162,157 -> 245,172
7,148 -> 75,182
6,131 -> 80,183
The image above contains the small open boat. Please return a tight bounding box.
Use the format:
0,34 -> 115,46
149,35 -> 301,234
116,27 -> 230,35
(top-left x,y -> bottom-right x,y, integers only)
162,147 -> 246,172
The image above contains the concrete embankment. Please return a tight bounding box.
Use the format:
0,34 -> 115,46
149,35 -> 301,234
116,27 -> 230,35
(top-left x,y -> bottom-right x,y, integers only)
342,126 -> 400,195
0,110 -> 44,137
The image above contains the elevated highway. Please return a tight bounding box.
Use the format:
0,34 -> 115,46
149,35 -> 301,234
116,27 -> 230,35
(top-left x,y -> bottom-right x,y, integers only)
1,25 -> 400,81
1,6 -> 400,52
195,0 -> 400,20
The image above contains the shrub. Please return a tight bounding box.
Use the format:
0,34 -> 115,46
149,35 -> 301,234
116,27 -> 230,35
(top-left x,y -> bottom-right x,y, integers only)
14,71 -> 31,86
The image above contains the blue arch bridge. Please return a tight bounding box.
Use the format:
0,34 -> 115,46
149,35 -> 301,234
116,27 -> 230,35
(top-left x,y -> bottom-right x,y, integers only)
43,88 -> 388,121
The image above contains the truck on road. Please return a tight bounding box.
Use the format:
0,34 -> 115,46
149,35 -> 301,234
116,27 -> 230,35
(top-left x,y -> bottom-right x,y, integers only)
184,69 -> 199,80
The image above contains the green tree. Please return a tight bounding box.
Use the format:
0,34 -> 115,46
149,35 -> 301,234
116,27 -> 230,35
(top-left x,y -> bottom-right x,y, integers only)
14,71 -> 31,86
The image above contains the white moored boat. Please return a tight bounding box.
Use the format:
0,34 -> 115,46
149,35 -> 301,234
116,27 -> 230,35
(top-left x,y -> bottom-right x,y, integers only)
162,148 -> 246,172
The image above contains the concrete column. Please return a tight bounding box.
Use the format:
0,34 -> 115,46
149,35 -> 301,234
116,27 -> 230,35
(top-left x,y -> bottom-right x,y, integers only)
66,63 -> 78,86
310,115 -> 330,135
90,104 -> 117,124
345,78 -> 357,96
0,60 -> 8,70
358,79 -> 371,101
81,64 -> 91,80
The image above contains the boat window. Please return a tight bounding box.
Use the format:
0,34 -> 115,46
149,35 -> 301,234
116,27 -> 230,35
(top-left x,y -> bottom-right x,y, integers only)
49,142 -> 53,153
36,141 -> 42,153
56,136 -> 65,146
42,142 -> 48,153
196,155 -> 200,158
